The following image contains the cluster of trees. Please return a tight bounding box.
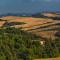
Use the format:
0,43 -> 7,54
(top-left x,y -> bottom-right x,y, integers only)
51,16 -> 60,20
32,13 -> 46,18
0,27 -> 60,60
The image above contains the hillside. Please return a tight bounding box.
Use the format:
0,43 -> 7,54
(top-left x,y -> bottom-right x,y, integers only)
0,12 -> 60,60
0,13 -> 60,39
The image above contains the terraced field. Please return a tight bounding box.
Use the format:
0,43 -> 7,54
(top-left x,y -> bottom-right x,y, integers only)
0,15 -> 60,39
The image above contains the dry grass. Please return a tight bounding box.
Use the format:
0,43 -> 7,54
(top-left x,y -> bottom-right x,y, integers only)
42,12 -> 60,17
0,15 -> 60,38
34,57 -> 60,60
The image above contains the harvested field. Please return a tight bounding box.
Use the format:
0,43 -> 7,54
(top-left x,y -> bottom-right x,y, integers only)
0,15 -> 60,39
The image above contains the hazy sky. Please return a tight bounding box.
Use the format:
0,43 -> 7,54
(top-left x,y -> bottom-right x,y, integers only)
0,0 -> 60,14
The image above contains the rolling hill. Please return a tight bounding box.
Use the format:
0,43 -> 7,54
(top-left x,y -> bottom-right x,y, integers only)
0,12 -> 60,60
0,12 -> 60,39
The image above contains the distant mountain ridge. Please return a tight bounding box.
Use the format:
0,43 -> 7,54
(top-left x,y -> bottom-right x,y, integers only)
0,12 -> 60,18
0,13 -> 32,17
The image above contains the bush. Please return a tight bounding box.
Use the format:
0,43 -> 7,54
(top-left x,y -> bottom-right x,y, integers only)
0,27 -> 60,60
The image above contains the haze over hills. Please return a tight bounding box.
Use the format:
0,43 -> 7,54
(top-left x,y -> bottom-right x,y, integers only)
0,11 -> 60,17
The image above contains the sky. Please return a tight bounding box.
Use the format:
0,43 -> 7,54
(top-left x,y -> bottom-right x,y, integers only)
0,0 -> 60,14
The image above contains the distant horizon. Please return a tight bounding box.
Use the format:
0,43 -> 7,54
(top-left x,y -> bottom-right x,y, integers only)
0,11 -> 60,15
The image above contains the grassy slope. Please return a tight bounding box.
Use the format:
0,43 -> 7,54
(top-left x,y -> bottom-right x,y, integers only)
0,27 -> 60,60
